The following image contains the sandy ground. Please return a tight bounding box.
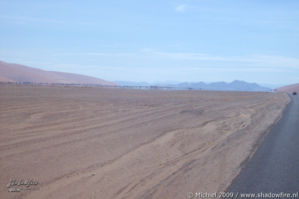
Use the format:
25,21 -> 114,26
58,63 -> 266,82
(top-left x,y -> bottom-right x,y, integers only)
0,85 -> 289,199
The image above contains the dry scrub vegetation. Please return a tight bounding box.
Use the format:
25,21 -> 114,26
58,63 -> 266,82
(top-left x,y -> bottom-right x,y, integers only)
0,85 -> 289,199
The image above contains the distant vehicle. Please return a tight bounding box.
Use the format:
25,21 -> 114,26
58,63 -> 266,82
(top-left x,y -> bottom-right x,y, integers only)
293,92 -> 297,95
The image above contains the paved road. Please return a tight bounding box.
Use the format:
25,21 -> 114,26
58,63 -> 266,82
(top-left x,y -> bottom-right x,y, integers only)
227,95 -> 299,198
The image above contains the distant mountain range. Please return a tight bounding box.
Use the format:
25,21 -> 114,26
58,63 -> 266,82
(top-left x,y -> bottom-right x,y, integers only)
0,61 -> 115,86
1,60 -> 286,92
116,80 -> 272,92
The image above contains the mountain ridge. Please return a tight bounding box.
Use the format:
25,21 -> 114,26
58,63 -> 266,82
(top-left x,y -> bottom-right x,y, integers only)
116,80 -> 271,92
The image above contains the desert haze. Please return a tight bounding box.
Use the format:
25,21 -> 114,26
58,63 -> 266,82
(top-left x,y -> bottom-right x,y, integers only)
0,84 -> 289,199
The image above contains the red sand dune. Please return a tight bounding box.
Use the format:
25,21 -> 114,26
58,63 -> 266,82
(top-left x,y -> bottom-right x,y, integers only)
275,83 -> 299,93
0,60 -> 115,86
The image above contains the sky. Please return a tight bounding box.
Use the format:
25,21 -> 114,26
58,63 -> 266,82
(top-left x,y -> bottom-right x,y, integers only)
0,0 -> 299,87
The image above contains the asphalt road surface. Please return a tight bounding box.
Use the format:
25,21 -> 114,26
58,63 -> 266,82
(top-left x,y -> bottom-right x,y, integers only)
227,94 -> 299,198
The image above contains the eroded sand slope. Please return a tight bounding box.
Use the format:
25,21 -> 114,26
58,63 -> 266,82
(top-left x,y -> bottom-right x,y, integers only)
0,85 -> 289,199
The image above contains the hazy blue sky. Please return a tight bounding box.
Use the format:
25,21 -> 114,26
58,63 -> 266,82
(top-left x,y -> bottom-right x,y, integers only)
0,0 -> 298,86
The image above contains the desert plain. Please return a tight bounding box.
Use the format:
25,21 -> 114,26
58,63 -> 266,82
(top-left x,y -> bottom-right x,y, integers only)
0,84 -> 289,199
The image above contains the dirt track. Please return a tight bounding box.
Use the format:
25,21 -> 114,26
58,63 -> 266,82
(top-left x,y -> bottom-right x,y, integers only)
0,85 -> 289,199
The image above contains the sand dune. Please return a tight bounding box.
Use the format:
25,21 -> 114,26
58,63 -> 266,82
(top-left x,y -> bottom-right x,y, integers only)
0,60 -> 115,86
0,85 -> 289,199
276,83 -> 299,93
